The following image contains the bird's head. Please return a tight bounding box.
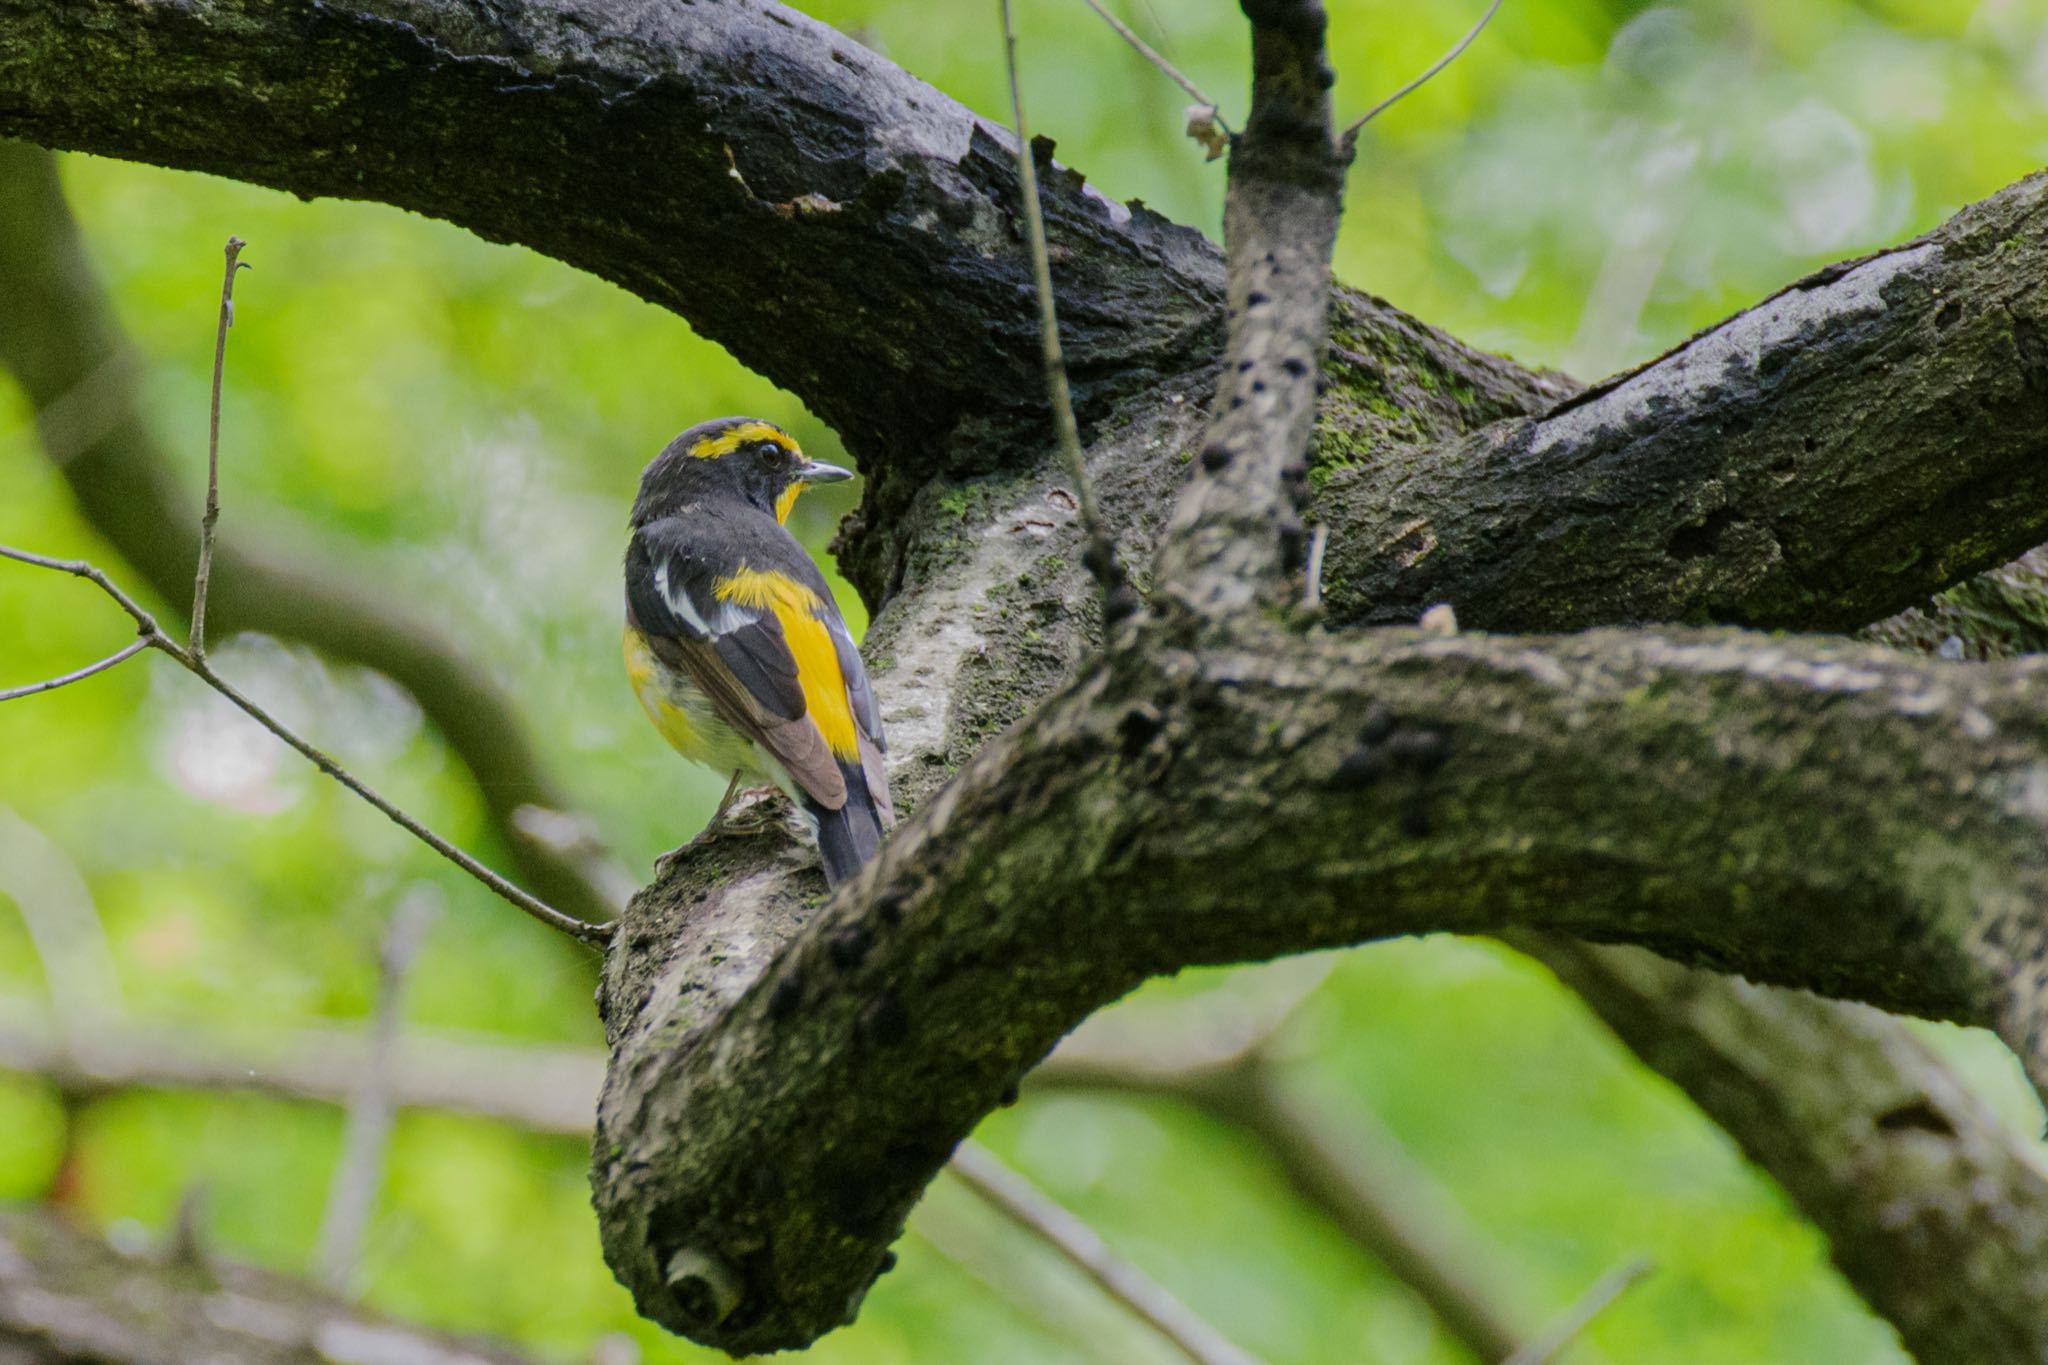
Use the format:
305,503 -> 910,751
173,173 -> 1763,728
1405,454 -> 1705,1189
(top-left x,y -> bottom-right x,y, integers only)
630,417 -> 854,527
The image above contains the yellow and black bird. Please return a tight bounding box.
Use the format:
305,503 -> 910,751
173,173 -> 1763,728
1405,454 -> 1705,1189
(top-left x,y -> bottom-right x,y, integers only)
623,418 -> 893,886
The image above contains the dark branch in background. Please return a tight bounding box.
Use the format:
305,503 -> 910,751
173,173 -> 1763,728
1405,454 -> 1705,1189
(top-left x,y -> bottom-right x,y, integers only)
0,1208 -> 549,1365
0,139 -> 629,925
948,1142 -> 1262,1365
1035,977 -> 1539,1364
3,12 -> 2043,634
1516,934 -> 2048,1365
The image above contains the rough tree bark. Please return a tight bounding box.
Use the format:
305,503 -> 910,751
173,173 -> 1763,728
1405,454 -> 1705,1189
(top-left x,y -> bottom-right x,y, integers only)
6,0 -> 2048,1359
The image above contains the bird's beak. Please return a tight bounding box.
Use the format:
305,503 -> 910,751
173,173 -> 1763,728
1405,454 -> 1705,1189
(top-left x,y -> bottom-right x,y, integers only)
795,458 -> 855,485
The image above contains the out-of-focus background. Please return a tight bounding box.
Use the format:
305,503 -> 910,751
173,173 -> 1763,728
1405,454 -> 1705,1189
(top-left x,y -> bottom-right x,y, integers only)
1,0 -> 2044,1360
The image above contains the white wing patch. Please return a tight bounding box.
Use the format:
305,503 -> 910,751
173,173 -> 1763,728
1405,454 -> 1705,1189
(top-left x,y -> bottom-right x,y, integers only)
655,555 -> 750,638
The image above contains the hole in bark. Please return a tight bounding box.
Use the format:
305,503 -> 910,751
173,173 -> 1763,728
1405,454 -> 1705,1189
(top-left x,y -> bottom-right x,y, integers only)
1667,508 -> 1739,561
1876,1101 -> 1955,1137
1934,299 -> 1962,330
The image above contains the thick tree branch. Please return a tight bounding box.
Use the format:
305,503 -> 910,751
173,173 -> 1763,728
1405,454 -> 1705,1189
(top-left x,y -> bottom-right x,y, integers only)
11,7 -> 2048,1363
4,8 -> 2045,629
0,1208 -> 548,1365
593,618 -> 2048,1351
1316,171 -> 2048,633
0,0 -> 1223,582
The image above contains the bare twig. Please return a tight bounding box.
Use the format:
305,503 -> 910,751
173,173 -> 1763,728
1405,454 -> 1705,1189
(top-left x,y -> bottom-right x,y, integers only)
179,655 -> 611,944
0,545 -> 163,635
191,235 -> 247,660
1342,0 -> 1505,142
948,1141 -> 1263,1365
999,0 -> 1129,608
1077,0 -> 1230,139
1502,1255 -> 1652,1365
0,542 -> 612,947
316,889 -> 439,1292
0,637 -> 149,701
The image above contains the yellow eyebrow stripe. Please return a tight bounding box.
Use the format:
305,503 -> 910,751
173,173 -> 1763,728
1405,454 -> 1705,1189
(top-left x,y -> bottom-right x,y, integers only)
714,568 -> 860,760
688,421 -> 799,460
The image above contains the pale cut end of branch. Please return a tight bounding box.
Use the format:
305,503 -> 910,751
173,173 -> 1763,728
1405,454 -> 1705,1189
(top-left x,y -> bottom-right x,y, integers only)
191,234 -> 248,661
1000,0 -> 1132,619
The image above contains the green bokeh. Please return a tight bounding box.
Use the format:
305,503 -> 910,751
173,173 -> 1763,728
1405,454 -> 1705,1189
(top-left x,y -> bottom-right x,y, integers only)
3,0 -> 2045,1360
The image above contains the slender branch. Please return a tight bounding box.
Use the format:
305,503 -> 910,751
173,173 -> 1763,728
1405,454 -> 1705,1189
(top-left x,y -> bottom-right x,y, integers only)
0,545 -> 163,635
1000,0 -> 1129,608
182,655 -> 610,945
1340,0 -> 1505,141
0,140 -> 625,925
315,890 -> 439,1293
1501,1255 -> 1652,1365
0,543 -> 613,947
190,235 -> 246,660
0,636 -> 149,701
1036,972 -> 1533,1365
948,1141 -> 1263,1365
1077,0 -> 1231,138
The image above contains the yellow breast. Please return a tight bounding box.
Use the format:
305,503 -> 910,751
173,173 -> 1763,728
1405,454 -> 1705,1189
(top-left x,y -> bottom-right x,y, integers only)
624,625 -> 763,778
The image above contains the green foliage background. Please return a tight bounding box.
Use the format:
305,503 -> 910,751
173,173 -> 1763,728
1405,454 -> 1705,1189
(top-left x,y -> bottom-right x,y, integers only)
2,0 -> 2046,1360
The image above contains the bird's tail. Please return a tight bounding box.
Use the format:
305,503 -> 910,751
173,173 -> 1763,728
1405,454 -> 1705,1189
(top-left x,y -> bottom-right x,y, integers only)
807,765 -> 888,887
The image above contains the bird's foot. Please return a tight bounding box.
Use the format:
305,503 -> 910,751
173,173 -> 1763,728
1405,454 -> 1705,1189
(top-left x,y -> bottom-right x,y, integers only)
713,785 -> 786,835
651,788 -> 787,877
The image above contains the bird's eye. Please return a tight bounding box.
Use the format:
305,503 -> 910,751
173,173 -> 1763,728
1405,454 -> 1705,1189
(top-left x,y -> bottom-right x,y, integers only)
754,442 -> 786,465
